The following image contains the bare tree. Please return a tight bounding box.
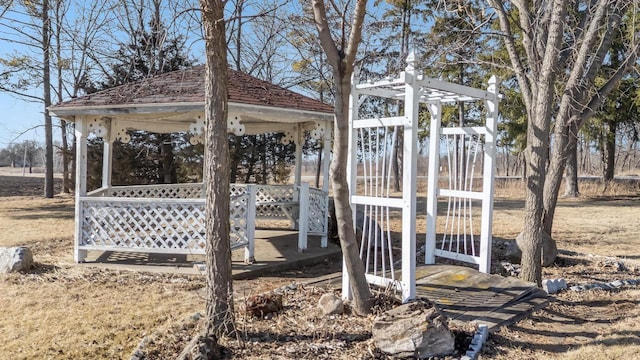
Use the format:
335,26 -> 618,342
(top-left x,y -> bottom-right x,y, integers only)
311,0 -> 372,315
488,0 -> 640,284
200,0 -> 234,357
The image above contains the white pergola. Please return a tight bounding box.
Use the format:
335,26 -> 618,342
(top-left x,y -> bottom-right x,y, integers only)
345,52 -> 500,302
49,66 -> 333,264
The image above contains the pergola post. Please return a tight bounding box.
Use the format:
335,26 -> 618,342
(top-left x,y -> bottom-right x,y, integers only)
425,103 -> 442,265
74,116 -> 88,263
479,76 -> 500,273
400,56 -> 418,302
102,119 -> 113,189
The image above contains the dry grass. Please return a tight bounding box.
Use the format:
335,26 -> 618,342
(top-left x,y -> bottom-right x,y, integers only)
1,173 -> 640,359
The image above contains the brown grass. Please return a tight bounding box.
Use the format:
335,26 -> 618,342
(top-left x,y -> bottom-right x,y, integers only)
1,174 -> 640,359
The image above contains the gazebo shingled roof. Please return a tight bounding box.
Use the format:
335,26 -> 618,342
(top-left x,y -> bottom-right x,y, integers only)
50,65 -> 334,114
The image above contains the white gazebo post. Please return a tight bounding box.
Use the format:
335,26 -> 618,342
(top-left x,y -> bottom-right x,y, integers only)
320,121 -> 332,248
102,118 -> 113,189
295,123 -> 309,251
74,116 -> 88,263
294,123 -> 303,187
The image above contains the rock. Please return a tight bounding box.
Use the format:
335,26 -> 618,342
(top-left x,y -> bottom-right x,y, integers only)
508,231 -> 557,267
542,278 -> 567,294
0,247 -> 33,273
245,293 -> 283,318
372,299 -> 455,358
318,293 -> 344,315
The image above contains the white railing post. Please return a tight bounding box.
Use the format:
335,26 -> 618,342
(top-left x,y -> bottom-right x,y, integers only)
102,119 -> 113,189
74,116 -> 88,263
479,76 -> 500,273
298,182 -> 309,252
401,52 -> 418,302
245,184 -> 257,264
426,103 -> 442,265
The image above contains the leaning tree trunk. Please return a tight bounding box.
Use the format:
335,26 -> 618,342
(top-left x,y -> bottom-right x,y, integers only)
200,1 -> 234,354
312,0 -> 372,315
331,72 -> 373,315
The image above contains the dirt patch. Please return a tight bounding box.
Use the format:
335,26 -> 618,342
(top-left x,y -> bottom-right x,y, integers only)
0,168 -> 63,197
1,174 -> 640,359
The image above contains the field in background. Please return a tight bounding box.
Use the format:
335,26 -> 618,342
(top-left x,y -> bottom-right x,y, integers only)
0,171 -> 639,359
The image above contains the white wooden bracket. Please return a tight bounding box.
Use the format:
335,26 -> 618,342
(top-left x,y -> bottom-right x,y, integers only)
189,116 -> 205,145
280,129 -> 295,145
88,117 -> 107,138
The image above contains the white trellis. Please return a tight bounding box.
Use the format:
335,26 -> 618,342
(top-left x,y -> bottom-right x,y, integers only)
345,52 -> 500,302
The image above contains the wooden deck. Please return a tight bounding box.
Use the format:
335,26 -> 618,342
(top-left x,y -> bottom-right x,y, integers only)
80,230 -> 341,279
413,265 -> 548,331
309,264 -> 548,331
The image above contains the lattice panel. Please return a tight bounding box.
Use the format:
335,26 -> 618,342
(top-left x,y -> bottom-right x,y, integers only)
108,184 -> 204,199
229,184 -> 248,197
80,199 -> 207,253
438,133 -> 484,258
307,188 -> 328,234
79,198 -> 250,254
229,193 -> 250,247
248,185 -> 299,220
255,185 -> 296,203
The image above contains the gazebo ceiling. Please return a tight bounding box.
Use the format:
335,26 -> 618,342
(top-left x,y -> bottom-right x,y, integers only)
48,65 -> 334,126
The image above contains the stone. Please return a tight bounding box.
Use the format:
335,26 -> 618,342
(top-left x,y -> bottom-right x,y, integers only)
372,299 -> 455,358
542,278 -> 567,294
508,231 -> 557,267
318,293 -> 344,315
0,247 -> 33,273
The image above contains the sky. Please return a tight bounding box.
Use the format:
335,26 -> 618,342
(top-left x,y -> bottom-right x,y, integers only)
0,1 -> 400,150
0,94 -> 48,147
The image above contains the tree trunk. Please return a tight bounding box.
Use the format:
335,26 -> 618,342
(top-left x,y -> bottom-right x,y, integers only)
200,0 -> 234,352
563,130 -> 579,197
43,0 -> 54,198
332,73 -> 373,315
159,134 -> 176,184
604,120 -> 616,182
312,0 -> 372,315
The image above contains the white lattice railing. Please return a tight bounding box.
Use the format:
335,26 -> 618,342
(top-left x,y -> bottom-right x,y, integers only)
106,183 -> 204,199
77,182 -> 328,261
231,184 -> 298,221
307,187 -> 328,235
77,192 -> 254,260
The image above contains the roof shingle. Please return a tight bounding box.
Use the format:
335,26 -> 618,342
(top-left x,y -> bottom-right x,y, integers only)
51,65 -> 334,114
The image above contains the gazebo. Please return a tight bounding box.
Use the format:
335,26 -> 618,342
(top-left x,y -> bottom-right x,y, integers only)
49,66 -> 333,264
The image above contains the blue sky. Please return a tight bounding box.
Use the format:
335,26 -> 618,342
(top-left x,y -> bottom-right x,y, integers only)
0,94 -> 46,147
0,1 -> 402,149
